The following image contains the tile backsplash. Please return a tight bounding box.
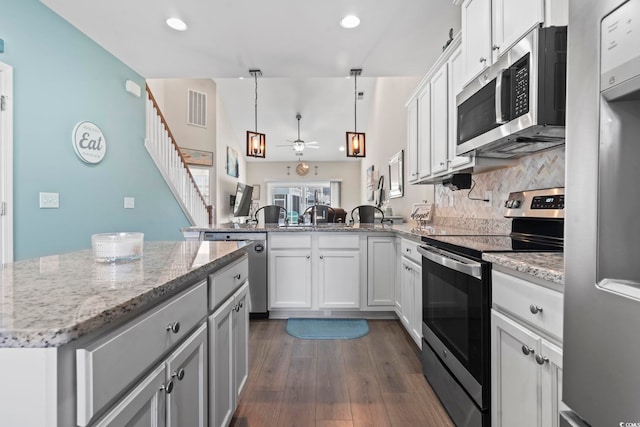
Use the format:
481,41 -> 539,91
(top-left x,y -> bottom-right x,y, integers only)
435,146 -> 565,221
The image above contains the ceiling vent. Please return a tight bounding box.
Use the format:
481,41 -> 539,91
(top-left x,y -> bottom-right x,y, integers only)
187,89 -> 207,127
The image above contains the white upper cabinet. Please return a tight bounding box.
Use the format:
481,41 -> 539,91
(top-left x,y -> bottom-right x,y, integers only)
462,0 -> 492,84
492,0 -> 544,62
447,46 -> 472,169
417,83 -> 432,180
430,63 -> 449,176
407,99 -> 420,183
462,0 -> 567,88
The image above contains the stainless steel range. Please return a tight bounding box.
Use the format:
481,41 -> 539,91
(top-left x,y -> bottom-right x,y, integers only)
418,187 -> 565,427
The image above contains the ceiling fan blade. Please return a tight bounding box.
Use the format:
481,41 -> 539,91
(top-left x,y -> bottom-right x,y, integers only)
276,144 -> 293,147
305,141 -> 319,145
306,146 -> 320,149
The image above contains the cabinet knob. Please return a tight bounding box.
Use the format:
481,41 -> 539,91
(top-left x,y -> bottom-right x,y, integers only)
239,301 -> 243,308
172,368 -> 185,381
440,162 -> 445,166
161,380 -> 174,394
166,322 -> 181,334
406,248 -> 411,253
320,255 -> 324,260
479,57 -> 487,63
535,355 -> 549,365
529,304 -> 543,314
306,255 -> 310,259
521,345 -> 535,356
492,44 -> 500,51
234,273 -> 242,280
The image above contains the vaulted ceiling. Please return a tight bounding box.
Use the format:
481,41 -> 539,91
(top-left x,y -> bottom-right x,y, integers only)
41,0 -> 460,161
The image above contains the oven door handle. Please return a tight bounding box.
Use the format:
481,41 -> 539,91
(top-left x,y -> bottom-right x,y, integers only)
418,246 -> 483,279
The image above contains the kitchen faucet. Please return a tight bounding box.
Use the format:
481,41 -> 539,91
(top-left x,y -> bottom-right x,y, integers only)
313,190 -> 318,226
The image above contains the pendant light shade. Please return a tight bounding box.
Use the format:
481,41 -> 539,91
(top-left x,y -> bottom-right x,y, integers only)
246,69 -> 266,158
346,68 -> 366,158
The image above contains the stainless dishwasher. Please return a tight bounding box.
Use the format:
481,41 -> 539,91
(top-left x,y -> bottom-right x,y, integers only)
203,232 -> 268,318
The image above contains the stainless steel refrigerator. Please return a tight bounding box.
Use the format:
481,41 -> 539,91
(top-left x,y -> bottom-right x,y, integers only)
563,0 -> 640,426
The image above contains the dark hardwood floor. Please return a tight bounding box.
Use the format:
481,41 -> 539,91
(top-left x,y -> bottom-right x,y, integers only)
230,319 -> 455,427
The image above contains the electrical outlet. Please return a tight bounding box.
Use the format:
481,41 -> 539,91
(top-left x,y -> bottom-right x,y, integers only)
39,192 -> 59,209
124,197 -> 135,209
485,191 -> 492,207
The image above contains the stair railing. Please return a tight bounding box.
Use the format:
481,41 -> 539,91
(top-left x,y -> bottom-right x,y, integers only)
144,85 -> 212,226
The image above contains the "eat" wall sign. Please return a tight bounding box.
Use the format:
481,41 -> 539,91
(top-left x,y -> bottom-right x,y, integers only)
72,121 -> 107,164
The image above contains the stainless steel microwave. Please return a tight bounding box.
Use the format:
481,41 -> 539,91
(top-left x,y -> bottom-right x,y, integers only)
456,26 -> 567,158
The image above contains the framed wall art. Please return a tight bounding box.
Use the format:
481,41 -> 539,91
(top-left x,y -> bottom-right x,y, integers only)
226,146 -> 239,178
180,147 -> 213,166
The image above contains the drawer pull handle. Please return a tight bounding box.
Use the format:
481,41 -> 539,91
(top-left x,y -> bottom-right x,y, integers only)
521,345 -> 535,356
535,355 -> 549,365
529,304 -> 543,314
234,273 -> 242,280
172,368 -> 185,381
166,322 -> 181,334
161,380 -> 174,394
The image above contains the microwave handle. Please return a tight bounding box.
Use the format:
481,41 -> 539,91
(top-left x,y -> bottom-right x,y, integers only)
495,68 -> 508,124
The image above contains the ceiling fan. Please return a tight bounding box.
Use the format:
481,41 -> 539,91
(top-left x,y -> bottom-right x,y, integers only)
277,113 -> 319,155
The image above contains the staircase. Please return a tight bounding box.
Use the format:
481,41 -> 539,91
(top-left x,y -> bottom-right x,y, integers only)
144,85 -> 211,226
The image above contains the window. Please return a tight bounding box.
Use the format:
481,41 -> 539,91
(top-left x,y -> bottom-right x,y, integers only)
190,167 -> 210,204
266,181 -> 340,223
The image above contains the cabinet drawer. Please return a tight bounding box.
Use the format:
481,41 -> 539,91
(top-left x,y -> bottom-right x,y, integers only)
318,234 -> 360,249
270,233 -> 312,249
401,238 -> 421,264
76,281 -> 207,426
209,255 -> 249,311
492,270 -> 563,340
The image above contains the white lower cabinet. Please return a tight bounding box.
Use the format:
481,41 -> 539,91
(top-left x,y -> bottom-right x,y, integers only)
491,270 -> 564,427
210,282 -> 249,427
96,323 -> 208,427
397,238 -> 422,348
367,236 -> 396,307
319,249 -> 360,308
269,249 -> 312,308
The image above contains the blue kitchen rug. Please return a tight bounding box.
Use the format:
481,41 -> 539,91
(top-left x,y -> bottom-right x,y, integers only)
285,318 -> 369,340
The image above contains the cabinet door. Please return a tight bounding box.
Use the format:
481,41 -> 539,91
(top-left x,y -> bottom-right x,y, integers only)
491,311 -> 541,427
417,83 -> 432,179
233,283 -> 250,401
407,98 -> 420,183
318,249 -> 361,308
410,261 -> 422,349
209,297 -> 235,427
394,239 -> 403,315
367,237 -> 396,306
447,46 -> 473,169
540,340 -> 566,427
269,249 -> 312,308
166,323 -> 207,427
431,63 -> 449,175
94,364 -> 166,427
462,0 -> 492,85
400,258 -> 414,330
492,0 -> 543,60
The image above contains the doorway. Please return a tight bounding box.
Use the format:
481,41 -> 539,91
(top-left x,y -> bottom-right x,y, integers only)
0,61 -> 13,265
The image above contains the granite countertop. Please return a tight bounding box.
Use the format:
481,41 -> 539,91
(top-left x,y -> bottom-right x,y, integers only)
483,252 -> 565,285
0,241 -> 247,348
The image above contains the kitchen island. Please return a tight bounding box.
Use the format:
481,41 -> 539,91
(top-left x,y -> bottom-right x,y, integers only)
0,240 -> 249,426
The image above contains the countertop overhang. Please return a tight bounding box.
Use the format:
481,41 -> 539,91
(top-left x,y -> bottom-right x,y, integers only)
0,241 -> 248,348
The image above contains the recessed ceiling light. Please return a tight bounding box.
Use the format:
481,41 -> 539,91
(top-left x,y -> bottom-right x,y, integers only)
339,146 -> 346,151
166,17 -> 188,31
340,15 -> 360,29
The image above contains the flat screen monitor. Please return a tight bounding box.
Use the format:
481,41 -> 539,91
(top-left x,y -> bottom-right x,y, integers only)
233,183 -> 253,217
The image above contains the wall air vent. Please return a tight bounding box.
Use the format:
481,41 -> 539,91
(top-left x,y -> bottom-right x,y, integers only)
187,89 -> 207,127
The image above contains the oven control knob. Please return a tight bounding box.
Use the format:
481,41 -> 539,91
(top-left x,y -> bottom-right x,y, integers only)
513,200 -> 521,208
442,349 -> 448,359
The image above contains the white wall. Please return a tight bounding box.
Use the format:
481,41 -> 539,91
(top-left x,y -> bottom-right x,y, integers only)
246,160 -> 361,216
216,96 -> 248,223
360,76 -> 434,220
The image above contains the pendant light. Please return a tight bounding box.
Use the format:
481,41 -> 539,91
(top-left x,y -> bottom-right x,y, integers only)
246,69 -> 266,158
346,68 -> 366,158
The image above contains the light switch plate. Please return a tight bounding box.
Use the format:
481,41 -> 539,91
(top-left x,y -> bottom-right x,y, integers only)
124,197 -> 135,209
39,192 -> 59,208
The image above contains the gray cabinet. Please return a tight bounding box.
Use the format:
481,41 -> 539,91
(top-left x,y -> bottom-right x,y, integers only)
209,282 -> 249,427
96,323 -> 208,427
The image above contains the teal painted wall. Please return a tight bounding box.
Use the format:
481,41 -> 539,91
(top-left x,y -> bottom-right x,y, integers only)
0,0 -> 190,260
